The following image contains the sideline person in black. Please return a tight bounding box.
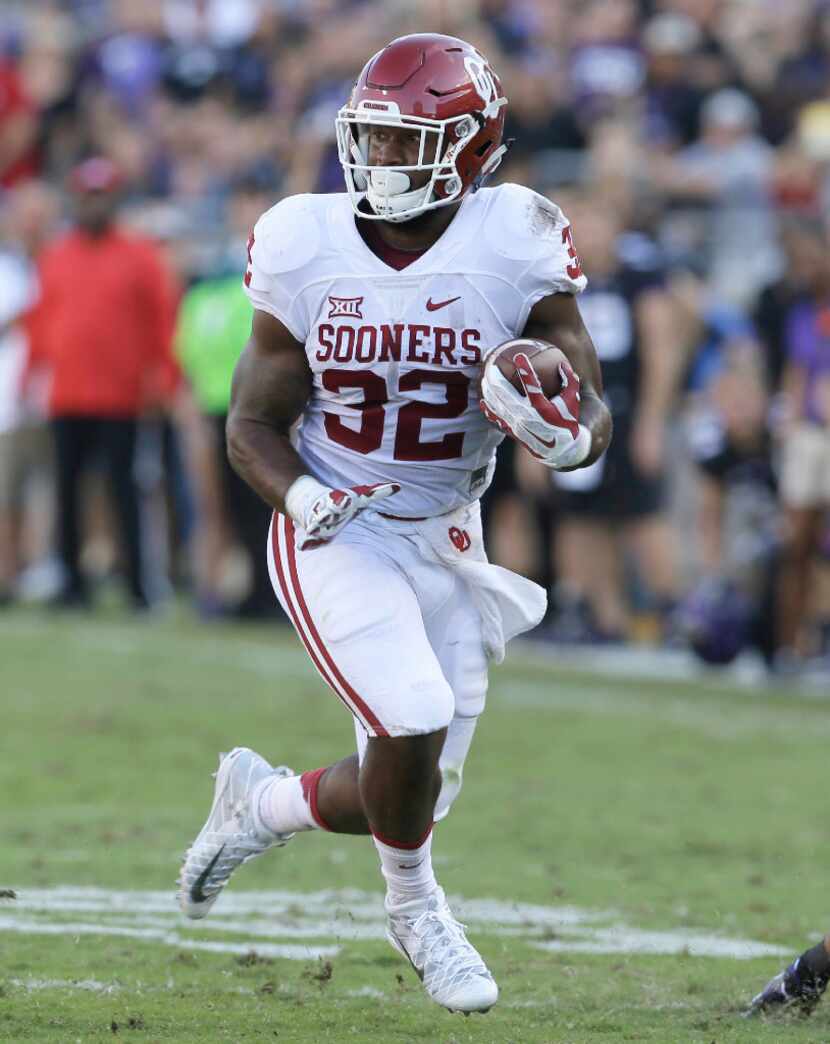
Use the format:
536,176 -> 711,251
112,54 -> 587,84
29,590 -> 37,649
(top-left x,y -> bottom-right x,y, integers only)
550,196 -> 684,641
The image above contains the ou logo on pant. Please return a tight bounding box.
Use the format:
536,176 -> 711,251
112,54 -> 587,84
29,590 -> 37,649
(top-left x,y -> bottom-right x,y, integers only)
448,526 -> 471,552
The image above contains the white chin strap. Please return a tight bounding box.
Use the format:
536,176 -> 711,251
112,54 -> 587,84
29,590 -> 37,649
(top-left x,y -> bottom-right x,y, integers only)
366,168 -> 433,223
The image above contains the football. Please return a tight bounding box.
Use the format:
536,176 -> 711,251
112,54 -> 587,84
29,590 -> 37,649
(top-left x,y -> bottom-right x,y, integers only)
484,337 -> 570,399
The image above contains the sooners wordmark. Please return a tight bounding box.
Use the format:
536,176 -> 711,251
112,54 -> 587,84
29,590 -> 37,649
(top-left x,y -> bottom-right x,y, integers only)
315,323 -> 481,366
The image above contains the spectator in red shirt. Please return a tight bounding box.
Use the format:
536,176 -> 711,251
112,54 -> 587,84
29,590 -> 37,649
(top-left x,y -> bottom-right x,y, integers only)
29,157 -> 179,609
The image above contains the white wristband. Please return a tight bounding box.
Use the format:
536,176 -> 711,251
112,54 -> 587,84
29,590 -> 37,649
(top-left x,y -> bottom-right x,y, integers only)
550,424 -> 592,470
284,474 -> 328,527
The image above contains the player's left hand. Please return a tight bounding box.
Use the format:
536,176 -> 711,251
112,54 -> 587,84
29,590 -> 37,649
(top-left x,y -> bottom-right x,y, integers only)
285,475 -> 401,549
480,351 -> 591,470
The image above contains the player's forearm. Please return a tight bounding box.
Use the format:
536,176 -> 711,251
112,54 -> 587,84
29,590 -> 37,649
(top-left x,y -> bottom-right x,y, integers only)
226,416 -> 306,513
226,321 -> 313,511
578,390 -> 612,467
525,300 -> 612,468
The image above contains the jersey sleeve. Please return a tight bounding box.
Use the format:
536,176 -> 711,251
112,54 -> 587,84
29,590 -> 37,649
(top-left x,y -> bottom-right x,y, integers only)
485,184 -> 588,333
242,194 -> 321,343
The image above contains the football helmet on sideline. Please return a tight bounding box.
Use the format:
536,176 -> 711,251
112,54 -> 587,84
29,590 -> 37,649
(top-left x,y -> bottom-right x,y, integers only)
336,33 -> 509,223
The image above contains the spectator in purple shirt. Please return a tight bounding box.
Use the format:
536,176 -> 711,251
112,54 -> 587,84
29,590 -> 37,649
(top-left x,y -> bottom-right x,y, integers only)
775,247 -> 830,666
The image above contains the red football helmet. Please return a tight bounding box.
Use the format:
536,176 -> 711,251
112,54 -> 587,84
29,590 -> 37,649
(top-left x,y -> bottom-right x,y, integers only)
336,34 -> 509,223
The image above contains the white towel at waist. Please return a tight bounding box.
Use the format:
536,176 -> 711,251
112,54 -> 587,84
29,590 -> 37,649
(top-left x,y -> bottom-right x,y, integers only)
407,501 -> 547,663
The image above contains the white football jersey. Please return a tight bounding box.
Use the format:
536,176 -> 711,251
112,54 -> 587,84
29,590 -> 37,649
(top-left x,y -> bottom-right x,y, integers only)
243,183 -> 586,517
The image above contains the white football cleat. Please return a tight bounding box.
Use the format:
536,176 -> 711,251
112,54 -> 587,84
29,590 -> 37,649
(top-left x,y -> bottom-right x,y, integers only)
177,747 -> 293,919
386,887 -> 498,1014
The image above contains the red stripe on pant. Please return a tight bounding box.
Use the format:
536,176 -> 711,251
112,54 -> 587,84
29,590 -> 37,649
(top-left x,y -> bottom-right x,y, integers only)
283,515 -> 388,737
270,513 -> 349,714
273,513 -> 388,737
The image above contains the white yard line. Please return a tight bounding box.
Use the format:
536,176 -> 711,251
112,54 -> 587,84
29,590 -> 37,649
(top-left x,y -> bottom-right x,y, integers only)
1,887 -> 787,961
536,930 -> 783,959
9,977 -> 121,993
0,915 -> 337,960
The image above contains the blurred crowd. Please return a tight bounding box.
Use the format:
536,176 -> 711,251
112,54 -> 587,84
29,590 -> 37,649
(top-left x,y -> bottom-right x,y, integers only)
1,0 -> 829,675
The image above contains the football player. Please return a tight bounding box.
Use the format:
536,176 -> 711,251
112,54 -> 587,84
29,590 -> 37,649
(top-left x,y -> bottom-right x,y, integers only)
178,33 -> 611,1014
746,934 -> 830,1016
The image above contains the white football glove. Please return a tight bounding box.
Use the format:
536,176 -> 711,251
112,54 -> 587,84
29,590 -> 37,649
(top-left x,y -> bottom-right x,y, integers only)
480,350 -> 591,470
284,475 -> 401,549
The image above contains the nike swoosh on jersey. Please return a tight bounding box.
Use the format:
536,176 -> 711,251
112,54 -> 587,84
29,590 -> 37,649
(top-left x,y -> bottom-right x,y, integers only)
189,844 -> 225,904
426,296 -> 461,311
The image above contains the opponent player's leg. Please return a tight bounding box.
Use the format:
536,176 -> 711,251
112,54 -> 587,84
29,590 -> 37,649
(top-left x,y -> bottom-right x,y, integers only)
745,933 -> 830,1016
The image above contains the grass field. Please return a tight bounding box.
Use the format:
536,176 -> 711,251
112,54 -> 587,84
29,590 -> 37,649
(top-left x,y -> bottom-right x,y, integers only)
3,606 -> 830,1042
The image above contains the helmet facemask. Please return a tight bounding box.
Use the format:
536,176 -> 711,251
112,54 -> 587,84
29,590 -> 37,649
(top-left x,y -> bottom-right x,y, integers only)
336,100 -> 505,223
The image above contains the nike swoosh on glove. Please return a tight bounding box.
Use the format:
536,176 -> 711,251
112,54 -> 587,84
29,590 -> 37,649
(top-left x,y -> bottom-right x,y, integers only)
284,475 -> 400,549
480,351 -> 591,470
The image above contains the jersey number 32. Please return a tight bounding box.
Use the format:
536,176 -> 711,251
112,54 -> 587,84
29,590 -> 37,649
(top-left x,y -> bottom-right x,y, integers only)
323,368 -> 469,461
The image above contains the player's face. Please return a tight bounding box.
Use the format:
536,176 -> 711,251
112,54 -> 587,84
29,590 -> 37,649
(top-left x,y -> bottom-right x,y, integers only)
365,124 -> 432,190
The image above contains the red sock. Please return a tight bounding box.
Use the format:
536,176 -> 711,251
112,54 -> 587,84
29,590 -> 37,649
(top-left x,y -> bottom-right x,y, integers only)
256,768 -> 332,834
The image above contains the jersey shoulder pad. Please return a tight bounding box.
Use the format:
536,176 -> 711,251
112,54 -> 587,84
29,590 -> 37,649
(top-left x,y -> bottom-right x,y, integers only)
245,194 -> 327,342
483,183 -> 570,262
484,183 -> 586,302
250,193 -> 322,277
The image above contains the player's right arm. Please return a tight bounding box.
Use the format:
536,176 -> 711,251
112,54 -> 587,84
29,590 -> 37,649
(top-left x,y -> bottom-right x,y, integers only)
226,308 -> 311,512
227,308 -> 400,546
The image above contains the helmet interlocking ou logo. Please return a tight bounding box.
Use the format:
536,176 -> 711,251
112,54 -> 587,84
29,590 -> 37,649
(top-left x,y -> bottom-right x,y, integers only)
448,526 -> 472,552
463,56 -> 500,119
